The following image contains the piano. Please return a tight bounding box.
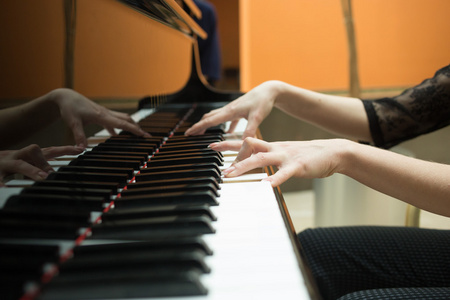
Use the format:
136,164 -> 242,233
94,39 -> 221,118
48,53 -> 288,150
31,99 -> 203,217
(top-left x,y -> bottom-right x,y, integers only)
0,1 -> 320,299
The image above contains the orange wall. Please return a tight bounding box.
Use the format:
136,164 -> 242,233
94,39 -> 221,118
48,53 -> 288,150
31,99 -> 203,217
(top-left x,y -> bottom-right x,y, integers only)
0,1 -> 65,99
209,0 -> 240,70
240,0 -> 450,92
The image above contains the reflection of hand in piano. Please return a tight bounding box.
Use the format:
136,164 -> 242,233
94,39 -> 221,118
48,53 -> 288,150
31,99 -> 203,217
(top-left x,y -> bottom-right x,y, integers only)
0,88 -> 151,185
50,88 -> 151,148
0,145 -> 84,185
0,88 -> 149,151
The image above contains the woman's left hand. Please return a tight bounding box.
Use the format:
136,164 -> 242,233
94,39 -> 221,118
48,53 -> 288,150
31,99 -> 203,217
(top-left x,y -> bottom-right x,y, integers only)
210,137 -> 349,187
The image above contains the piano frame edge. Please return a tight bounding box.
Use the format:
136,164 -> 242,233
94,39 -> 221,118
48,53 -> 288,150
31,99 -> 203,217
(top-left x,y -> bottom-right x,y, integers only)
264,164 -> 322,300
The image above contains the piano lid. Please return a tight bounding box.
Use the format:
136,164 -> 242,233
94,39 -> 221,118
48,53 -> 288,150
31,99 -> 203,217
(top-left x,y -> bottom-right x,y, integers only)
117,0 -> 207,39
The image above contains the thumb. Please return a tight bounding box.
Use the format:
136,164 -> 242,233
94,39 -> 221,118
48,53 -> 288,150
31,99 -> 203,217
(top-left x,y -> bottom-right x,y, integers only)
263,167 -> 294,187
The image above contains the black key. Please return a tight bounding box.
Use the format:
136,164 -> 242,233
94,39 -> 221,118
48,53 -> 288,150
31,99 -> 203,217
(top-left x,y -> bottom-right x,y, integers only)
152,149 -> 223,160
126,176 -> 220,190
102,204 -> 217,222
120,183 -> 219,197
0,217 -> 85,239
148,155 -> 223,169
60,248 -> 210,274
0,207 -> 91,226
21,186 -> 112,200
163,139 -> 221,147
91,215 -> 215,239
33,180 -> 119,194
3,194 -> 106,212
135,168 -> 221,182
58,165 -> 134,178
0,243 -> 60,268
105,136 -> 162,146
166,134 -> 224,142
141,162 -> 221,175
82,151 -> 148,162
39,270 -> 207,299
139,127 -> 173,136
157,142 -> 212,152
173,124 -> 225,136
98,142 -> 156,148
77,153 -> 146,164
72,237 -> 212,256
47,172 -> 129,187
115,190 -> 219,208
92,144 -> 154,155
0,243 -> 60,299
69,158 -> 142,170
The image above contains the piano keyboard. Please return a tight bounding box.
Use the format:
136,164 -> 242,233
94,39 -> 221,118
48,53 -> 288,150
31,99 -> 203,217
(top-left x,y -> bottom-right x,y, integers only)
0,103 -> 312,300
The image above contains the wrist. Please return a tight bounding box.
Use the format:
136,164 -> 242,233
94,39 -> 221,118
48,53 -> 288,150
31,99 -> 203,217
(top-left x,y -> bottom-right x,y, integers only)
260,80 -> 288,107
333,139 -> 361,176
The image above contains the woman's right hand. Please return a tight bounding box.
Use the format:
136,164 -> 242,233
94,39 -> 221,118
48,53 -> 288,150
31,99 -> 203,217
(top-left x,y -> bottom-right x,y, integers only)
185,81 -> 281,139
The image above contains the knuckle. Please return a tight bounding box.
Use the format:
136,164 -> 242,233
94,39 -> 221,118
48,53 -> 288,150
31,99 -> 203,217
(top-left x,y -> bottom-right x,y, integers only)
254,152 -> 266,162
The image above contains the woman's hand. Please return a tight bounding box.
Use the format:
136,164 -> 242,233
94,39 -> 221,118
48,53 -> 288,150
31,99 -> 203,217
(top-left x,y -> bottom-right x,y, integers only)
185,81 -> 281,139
0,144 -> 83,186
210,137 -> 349,187
51,88 -> 150,148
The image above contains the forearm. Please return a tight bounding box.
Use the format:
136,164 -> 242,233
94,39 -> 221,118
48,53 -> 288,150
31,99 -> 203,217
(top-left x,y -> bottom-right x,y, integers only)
270,81 -> 372,142
340,141 -> 450,217
0,90 -> 60,149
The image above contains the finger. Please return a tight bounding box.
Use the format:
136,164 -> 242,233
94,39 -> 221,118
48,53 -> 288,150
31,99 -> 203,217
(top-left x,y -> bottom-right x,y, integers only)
1,159 -> 49,181
69,119 -> 88,148
263,167 -> 296,187
223,151 -> 279,178
233,137 -> 270,164
10,145 -> 53,179
241,113 -> 263,139
106,126 -> 117,136
209,141 -> 243,152
20,144 -> 55,174
227,120 -> 239,134
42,145 -> 84,160
185,111 -> 234,136
109,110 -> 137,123
103,115 -> 150,138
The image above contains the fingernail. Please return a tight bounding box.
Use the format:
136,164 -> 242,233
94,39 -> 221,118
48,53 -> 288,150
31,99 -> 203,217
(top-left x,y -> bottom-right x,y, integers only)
208,142 -> 218,148
222,166 -> 235,176
141,130 -> 151,137
38,171 -> 48,180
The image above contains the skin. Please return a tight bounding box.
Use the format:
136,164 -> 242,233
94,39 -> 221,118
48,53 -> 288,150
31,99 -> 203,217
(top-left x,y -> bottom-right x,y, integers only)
0,88 -> 150,150
186,80 -> 450,218
0,88 -> 150,184
0,144 -> 84,186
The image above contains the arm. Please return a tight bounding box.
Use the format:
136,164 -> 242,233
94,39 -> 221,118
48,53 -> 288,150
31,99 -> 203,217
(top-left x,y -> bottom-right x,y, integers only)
0,88 -> 149,150
271,81 -> 371,141
185,80 -> 371,141
0,91 -> 62,149
212,138 -> 450,217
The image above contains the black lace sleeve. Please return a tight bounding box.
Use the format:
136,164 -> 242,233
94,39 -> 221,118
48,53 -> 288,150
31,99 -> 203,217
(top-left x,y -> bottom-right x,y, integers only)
362,64 -> 450,149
